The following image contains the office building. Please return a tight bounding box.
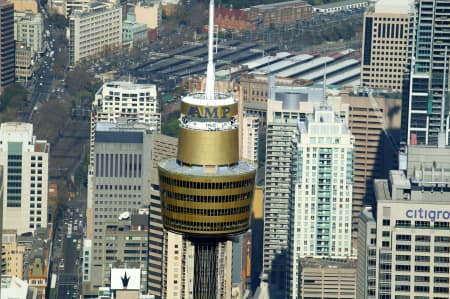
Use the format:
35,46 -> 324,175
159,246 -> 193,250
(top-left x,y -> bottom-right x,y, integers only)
86,80 -> 163,297
65,0 -> 90,16
297,258 -> 357,299
247,0 -> 312,28
68,3 -> 122,66
122,13 -> 148,47
405,0 -> 450,145
134,0 -> 161,30
0,0 -> 15,93
14,11 -> 44,55
158,1 -> 256,297
337,89 -> 401,236
370,145 -> 450,298
0,123 -> 49,235
360,0 -> 412,92
356,206 -> 376,299
0,166 -> 4,275
100,210 -> 149,291
1,230 -> 26,279
1,275 -> 29,299
84,122 -> 153,293
288,105 -> 354,298
15,41 -> 32,82
148,134 -> 177,298
12,0 -> 38,13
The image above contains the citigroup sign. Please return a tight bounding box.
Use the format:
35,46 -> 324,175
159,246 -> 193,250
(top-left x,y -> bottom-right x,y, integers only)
406,208 -> 450,221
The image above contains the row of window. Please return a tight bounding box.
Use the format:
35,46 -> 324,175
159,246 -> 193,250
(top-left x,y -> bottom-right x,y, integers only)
396,255 -> 449,263
160,175 -> 254,190
396,264 -> 450,273
161,190 -> 252,203
396,234 -> 450,242
164,217 -> 248,232
163,203 -> 250,216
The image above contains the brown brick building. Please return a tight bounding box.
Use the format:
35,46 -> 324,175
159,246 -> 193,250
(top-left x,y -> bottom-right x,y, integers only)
215,7 -> 254,31
248,0 -> 312,28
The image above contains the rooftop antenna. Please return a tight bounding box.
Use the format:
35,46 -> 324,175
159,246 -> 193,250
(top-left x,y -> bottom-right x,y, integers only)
322,63 -> 327,106
438,46 -> 448,148
205,0 -> 215,102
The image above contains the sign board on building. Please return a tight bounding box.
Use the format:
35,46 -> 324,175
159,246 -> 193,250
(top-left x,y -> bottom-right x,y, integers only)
110,268 -> 141,290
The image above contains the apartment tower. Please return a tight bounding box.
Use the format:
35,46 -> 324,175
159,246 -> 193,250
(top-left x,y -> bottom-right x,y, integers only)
288,105 -> 354,298
158,1 -> 256,297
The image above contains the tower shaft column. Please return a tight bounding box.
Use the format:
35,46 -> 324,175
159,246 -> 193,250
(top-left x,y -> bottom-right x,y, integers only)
193,240 -> 218,299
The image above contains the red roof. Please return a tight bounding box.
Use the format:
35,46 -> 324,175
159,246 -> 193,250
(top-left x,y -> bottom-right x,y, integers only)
215,7 -> 248,21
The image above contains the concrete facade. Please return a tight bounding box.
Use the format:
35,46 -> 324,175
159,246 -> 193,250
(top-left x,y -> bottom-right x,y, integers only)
68,3 -> 122,66
14,11 -> 44,55
360,0 -> 412,92
0,123 -> 49,235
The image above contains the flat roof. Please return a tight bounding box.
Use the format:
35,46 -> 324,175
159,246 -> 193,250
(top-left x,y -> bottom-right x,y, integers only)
316,66 -> 360,85
275,56 -> 335,78
252,0 -> 309,9
243,52 -> 292,70
159,159 -> 256,177
315,0 -> 368,9
299,59 -> 359,81
251,54 -> 314,75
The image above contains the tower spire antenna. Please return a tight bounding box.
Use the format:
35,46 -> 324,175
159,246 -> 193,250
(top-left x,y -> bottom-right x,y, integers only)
205,0 -> 215,102
322,63 -> 327,106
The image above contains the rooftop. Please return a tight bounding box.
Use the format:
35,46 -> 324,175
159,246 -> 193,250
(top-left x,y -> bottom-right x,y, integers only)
374,0 -> 413,14
159,159 -> 256,177
314,0 -> 368,9
251,0 -> 310,10
300,257 -> 356,269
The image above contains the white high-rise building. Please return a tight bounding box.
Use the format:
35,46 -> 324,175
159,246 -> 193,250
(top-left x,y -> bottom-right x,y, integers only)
14,11 -> 44,55
92,81 -> 160,131
261,87 -> 350,294
241,115 -> 259,164
68,3 -> 122,66
90,81 -> 160,165
0,122 -> 49,235
288,106 -> 354,298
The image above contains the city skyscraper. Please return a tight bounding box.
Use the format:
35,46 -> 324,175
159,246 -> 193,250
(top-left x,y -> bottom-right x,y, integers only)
364,145 -> 450,298
288,105 -> 354,298
0,0 -> 15,93
158,1 -> 256,297
405,0 -> 450,145
262,88 -> 331,293
84,122 -> 153,294
0,122 -> 49,235
360,0 -> 412,92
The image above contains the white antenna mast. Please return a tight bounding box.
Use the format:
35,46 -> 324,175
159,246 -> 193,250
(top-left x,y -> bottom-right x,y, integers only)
205,0 -> 215,102
322,63 -> 327,105
439,46 -> 448,148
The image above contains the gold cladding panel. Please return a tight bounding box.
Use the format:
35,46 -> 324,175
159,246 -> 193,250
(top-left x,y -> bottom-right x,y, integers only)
158,167 -> 256,236
177,127 -> 239,165
163,197 -> 252,209
181,102 -> 238,117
